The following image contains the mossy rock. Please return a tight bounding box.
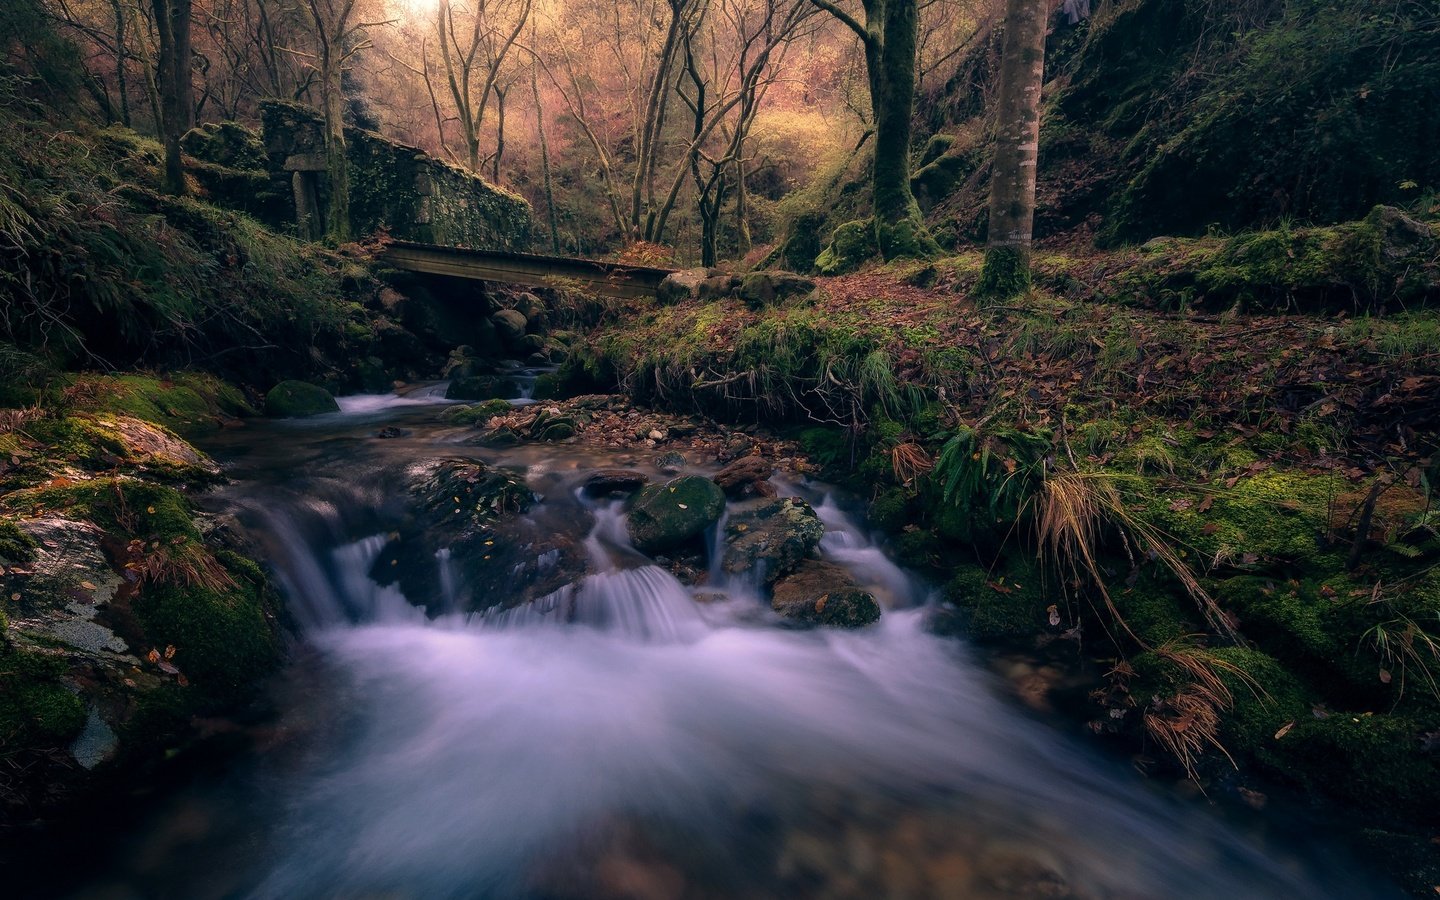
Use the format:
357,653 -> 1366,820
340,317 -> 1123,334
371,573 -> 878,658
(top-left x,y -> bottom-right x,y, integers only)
1207,646 -> 1312,769
68,373 -> 251,437
627,476 -> 726,554
815,219 -> 877,276
944,556 -> 1051,641
1110,568 -> 1196,646
0,639 -> 86,748
3,479 -> 201,545
721,497 -> 825,584
0,517 -> 37,563
770,559 -> 881,627
867,488 -> 915,533
131,555 -> 281,699
264,380 -> 339,417
1280,713 -> 1440,822
441,399 -> 512,426
415,459 -> 534,527
531,372 -> 563,401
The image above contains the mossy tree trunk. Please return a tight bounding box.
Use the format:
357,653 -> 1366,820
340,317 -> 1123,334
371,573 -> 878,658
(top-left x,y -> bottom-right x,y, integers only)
150,0 -> 193,196
811,0 -> 938,260
980,0 -> 1048,297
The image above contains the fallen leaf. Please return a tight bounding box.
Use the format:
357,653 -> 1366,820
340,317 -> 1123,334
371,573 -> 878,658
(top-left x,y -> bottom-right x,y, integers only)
1274,721 -> 1294,740
1047,604 -> 1061,626
147,648 -> 161,664
80,580 -> 97,591
1380,668 -> 1392,684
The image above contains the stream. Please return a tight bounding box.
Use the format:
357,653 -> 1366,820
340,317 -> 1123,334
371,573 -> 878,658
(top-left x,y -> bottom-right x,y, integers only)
51,384 -> 1398,899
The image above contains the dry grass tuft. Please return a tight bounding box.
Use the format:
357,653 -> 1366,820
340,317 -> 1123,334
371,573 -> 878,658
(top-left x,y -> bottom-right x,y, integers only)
890,442 -> 933,485
1142,642 -> 1264,781
1033,470 -> 1238,644
126,538 -> 236,592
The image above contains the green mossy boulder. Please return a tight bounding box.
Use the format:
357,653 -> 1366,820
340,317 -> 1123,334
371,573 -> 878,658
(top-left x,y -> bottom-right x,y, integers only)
815,219 -> 877,276
721,497 -> 825,584
0,644 -> 86,748
1281,713 -> 1440,823
265,380 -> 339,418
944,556 -> 1052,641
131,553 -> 281,699
770,559 -> 881,627
441,399 -> 513,425
627,476 -> 726,554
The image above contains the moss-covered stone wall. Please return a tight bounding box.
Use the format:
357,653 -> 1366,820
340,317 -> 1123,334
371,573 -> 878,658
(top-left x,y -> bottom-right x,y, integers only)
258,100 -> 532,249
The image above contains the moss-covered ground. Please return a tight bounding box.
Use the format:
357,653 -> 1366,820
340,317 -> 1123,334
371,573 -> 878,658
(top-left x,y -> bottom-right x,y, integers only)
557,214 -> 1440,875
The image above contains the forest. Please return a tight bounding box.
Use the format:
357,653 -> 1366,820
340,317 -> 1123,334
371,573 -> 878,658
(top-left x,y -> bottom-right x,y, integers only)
2,0 -> 1440,897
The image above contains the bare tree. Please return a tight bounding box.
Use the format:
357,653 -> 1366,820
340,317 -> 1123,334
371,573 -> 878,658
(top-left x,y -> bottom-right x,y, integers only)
978,0 -> 1046,296
434,0 -> 530,173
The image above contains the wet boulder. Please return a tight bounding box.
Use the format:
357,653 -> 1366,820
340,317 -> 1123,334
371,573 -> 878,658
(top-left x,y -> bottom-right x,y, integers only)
441,398 -> 512,426
368,458 -> 583,615
584,469 -> 650,497
627,475 -> 726,554
770,560 -> 881,627
491,309 -> 529,348
712,455 -> 776,499
656,269 -> 707,305
264,380 -> 338,417
735,272 -> 816,309
721,497 -> 824,583
527,408 -> 580,442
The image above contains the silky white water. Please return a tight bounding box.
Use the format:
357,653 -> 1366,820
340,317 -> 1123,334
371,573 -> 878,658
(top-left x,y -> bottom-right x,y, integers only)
52,388 -> 1396,899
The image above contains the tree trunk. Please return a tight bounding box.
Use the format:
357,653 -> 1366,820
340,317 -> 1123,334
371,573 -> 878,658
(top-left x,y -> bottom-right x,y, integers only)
492,85 -> 506,184
812,0 -> 936,262
150,0 -> 191,195
320,54 -> 350,241
980,0 -> 1048,297
112,0 -> 130,127
531,50 -> 561,253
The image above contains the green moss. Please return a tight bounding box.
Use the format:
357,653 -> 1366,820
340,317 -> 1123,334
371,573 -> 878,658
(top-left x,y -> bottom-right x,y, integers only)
71,374 -> 234,437
532,372 -> 562,401
1111,569 -> 1193,645
815,219 -> 877,275
1141,469 -> 1346,565
0,516 -> 38,562
441,399 -> 513,425
4,478 -> 200,544
944,556 -> 1051,641
131,558 -> 280,697
868,488 -> 915,532
1208,646 -> 1312,766
1282,713 -> 1440,821
977,247 -> 1032,299
0,645 -> 86,747
264,380 -> 339,418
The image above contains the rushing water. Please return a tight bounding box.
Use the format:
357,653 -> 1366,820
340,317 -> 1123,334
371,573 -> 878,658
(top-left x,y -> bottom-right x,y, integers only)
47,387 -> 1398,899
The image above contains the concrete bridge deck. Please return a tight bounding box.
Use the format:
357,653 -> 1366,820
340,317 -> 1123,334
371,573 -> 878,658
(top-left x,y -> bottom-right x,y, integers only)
380,241 -> 675,300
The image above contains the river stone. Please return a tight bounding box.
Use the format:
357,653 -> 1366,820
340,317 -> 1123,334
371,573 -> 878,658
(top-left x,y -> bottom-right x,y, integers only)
264,380 -> 338,417
656,269 -> 707,305
442,398 -> 512,425
584,469 -> 650,497
771,559 -> 881,627
736,271 -> 816,309
527,409 -> 579,442
492,309 -> 529,347
446,375 -> 518,401
722,497 -> 824,583
627,476 -> 726,554
515,292 -> 545,322
518,333 -> 546,354
713,455 -> 775,499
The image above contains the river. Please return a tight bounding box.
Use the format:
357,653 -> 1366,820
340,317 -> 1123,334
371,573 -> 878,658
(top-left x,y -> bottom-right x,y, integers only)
52,385 -> 1397,899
